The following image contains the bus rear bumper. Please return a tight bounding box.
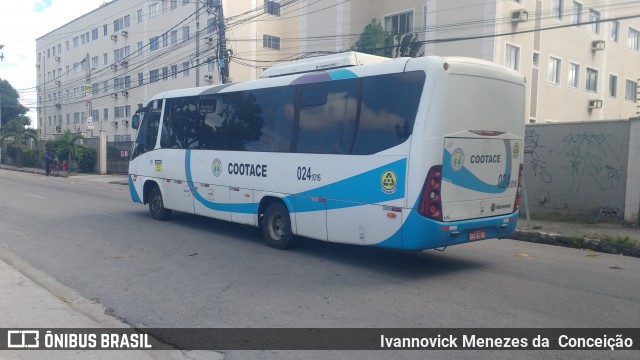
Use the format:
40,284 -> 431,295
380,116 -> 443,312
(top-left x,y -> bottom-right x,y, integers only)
376,210 -> 519,251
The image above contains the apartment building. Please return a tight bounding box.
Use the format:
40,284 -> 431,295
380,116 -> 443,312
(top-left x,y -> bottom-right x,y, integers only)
36,0 -> 640,141
300,0 -> 640,123
35,0 -> 295,141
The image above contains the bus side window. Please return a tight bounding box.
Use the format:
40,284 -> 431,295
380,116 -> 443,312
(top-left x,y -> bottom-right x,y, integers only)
132,112 -> 160,159
296,79 -> 358,154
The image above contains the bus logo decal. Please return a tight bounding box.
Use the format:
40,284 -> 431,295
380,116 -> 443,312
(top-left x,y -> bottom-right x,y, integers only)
212,158 -> 222,177
451,148 -> 464,171
381,170 -> 397,194
512,142 -> 520,159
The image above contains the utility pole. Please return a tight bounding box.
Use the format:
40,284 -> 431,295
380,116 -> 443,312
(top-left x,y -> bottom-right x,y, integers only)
195,0 -> 201,87
214,0 -> 230,83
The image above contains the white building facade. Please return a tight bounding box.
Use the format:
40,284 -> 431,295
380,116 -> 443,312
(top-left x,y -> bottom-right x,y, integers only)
36,0 -> 640,141
299,0 -> 640,123
35,0 -> 296,141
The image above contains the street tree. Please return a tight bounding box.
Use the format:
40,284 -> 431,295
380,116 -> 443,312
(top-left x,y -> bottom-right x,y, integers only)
50,130 -> 84,168
0,117 -> 38,164
0,79 -> 30,127
351,19 -> 424,58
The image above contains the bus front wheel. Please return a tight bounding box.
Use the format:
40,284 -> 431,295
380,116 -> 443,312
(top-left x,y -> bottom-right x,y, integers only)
149,186 -> 172,220
262,203 -> 293,249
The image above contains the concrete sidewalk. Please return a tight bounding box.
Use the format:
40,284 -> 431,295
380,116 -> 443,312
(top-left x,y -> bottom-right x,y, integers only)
0,246 -> 222,360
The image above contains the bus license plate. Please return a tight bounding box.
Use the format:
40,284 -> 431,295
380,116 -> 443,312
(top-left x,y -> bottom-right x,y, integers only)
469,229 -> 486,241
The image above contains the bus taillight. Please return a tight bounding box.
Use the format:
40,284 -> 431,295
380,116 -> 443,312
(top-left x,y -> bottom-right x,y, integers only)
419,165 -> 443,221
513,164 -> 524,212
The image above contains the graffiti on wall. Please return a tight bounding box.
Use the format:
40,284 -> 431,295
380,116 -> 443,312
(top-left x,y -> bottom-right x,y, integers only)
560,132 -> 624,192
524,129 -> 553,183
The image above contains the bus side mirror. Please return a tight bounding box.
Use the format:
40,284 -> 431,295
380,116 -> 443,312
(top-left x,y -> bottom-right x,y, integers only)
131,115 -> 140,129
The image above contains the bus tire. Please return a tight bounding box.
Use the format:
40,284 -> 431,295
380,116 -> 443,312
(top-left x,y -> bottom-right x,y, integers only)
149,186 -> 172,220
262,203 -> 293,249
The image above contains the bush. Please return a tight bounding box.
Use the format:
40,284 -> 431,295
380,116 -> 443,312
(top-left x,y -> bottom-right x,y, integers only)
76,146 -> 97,173
20,148 -> 42,168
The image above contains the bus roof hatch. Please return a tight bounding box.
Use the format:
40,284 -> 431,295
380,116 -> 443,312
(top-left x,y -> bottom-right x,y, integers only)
260,51 -> 391,78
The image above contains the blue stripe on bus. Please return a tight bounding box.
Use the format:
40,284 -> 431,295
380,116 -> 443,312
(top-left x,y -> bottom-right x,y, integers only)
289,159 -> 406,212
329,69 -> 357,80
185,149 -> 406,214
441,140 -> 511,194
375,200 -> 518,250
185,150 -> 258,214
129,175 -> 142,203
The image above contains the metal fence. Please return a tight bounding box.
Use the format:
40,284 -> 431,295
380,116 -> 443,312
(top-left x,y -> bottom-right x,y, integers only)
106,141 -> 132,174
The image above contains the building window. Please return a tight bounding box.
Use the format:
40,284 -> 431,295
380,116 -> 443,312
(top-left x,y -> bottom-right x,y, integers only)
553,0 -> 564,20
171,0 -> 177,10
92,28 -> 99,40
103,53 -> 108,65
611,21 -> 620,42
207,18 -> 215,34
183,62 -> 190,77
588,9 -> 600,34
114,106 -> 121,118
103,24 -> 108,36
150,36 -> 159,51
124,15 -> 130,28
92,109 -> 99,121
163,33 -> 168,47
113,18 -> 122,32
264,0 -> 281,16
629,27 -> 640,51
263,34 -> 281,50
572,1 -> 582,25
171,65 -> 178,79
103,80 -> 109,94
92,56 -> 99,69
104,108 -> 109,121
138,72 -> 144,86
385,11 -> 413,34
150,69 -> 160,83
73,37 -> 79,48
182,26 -> 190,42
149,3 -> 158,18
137,9 -> 143,23
626,80 -> 638,102
137,42 -> 143,55
532,52 -> 540,67
586,68 -> 598,92
171,30 -> 178,45
162,66 -> 169,80
568,63 -> 580,88
609,74 -> 617,98
548,57 -> 561,84
505,44 -> 520,71
74,112 -> 80,124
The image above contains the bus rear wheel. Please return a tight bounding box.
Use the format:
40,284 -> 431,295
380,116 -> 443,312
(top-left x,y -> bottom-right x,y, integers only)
262,203 -> 293,249
149,186 -> 172,220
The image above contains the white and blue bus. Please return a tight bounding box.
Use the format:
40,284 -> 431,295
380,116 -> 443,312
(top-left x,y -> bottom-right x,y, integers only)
128,52 -> 525,250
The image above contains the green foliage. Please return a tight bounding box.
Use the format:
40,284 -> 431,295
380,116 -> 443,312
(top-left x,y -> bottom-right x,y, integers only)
351,19 -> 424,58
19,148 -> 42,168
351,19 -> 393,57
48,130 -> 84,162
0,79 -> 30,127
76,146 -> 97,173
6,144 -> 19,160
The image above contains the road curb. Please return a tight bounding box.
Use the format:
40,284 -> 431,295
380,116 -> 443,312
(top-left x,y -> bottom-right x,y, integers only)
512,230 -> 640,258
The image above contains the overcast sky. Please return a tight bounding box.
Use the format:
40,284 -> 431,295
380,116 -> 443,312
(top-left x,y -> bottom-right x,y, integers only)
0,0 -> 107,127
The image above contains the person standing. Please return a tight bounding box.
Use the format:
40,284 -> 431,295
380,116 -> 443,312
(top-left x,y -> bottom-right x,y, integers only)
44,148 -> 53,176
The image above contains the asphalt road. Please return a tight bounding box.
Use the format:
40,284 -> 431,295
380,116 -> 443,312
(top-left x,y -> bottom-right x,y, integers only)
0,169 -> 638,359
